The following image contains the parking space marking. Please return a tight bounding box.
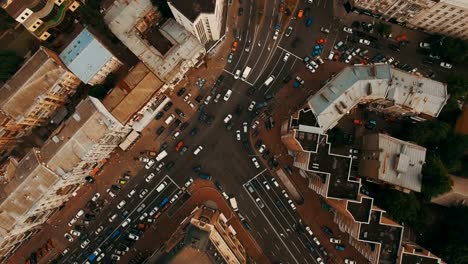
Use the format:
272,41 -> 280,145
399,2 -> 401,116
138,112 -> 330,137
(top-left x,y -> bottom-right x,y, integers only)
222,69 -> 254,86
247,168 -> 267,180
277,45 -> 302,61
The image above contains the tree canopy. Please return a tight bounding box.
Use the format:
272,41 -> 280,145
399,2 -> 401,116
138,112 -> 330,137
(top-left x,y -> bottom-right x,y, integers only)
428,35 -> 468,63
421,156 -> 452,197
375,22 -> 392,37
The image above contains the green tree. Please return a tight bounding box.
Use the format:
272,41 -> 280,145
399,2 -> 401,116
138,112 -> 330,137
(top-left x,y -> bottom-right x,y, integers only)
446,76 -> 468,100
428,35 -> 468,63
439,134 -> 468,173
421,156 -> 451,197
375,22 -> 392,37
0,51 -> 22,81
77,0 -> 120,44
88,73 -> 116,99
150,0 -> 173,18
406,120 -> 451,146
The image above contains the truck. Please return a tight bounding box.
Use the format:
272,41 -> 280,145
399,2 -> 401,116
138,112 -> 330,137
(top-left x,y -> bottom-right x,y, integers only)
229,197 -> 239,212
155,150 -> 168,162
241,66 -> 252,81
164,114 -> 175,125
263,75 -> 275,87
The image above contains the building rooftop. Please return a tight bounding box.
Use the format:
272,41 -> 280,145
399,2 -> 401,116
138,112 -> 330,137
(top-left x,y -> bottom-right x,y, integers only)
347,196 -> 373,223
168,0 -> 216,22
40,97 -> 123,175
307,64 -> 448,133
0,47 -> 71,120
360,133 -> 426,192
168,246 -> 213,264
399,243 -> 444,264
59,28 -> 117,84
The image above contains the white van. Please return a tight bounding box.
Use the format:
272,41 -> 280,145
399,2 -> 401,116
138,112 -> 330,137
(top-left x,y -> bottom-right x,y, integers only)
164,114 -> 175,125
193,146 -> 203,155
156,181 -> 167,192
223,90 -> 233,101
263,75 -> 275,86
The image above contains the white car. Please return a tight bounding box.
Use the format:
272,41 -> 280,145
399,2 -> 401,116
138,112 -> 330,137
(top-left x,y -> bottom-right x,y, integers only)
222,192 -> 229,200
64,233 -> 74,242
223,89 -> 233,101
386,57 -> 395,64
109,214 -> 118,222
273,29 -> 279,40
223,114 -> 233,124
236,130 -> 241,141
344,54 -> 352,64
63,248 -> 70,255
128,233 -> 139,240
170,194 -> 179,204
306,63 -> 315,73
313,237 -> 321,245
145,159 -> 155,169
95,225 -> 104,235
68,218 -> 77,227
345,259 -> 357,264
150,206 -> 159,216
127,189 -> 136,198
234,69 -> 241,79
80,239 -> 90,249
419,42 -> 431,49
139,213 -> 148,221
117,200 -> 126,209
305,226 -> 313,236
334,41 -> 344,50
283,52 -> 290,62
139,189 -> 149,199
330,238 -> 341,244
204,95 -> 212,105
328,50 -> 335,60
252,121 -> 260,130
251,157 -> 260,168
262,181 -> 271,190
282,190 -> 289,198
248,101 -> 256,111
309,60 -> 318,69
111,255 -> 121,261
271,178 -> 279,187
121,218 -> 131,227
255,198 -> 265,208
97,253 -> 105,261
188,102 -> 195,108
184,178 -> 194,188
343,27 -> 353,34
106,188 -> 116,198
70,230 -> 81,237
359,38 -> 371,45
193,146 -> 203,155
440,62 -> 453,69
316,257 -> 325,264
155,162 -> 165,172
288,199 -> 296,210
258,144 -> 266,153
243,122 -> 248,133
91,193 -> 100,202
145,173 -> 155,182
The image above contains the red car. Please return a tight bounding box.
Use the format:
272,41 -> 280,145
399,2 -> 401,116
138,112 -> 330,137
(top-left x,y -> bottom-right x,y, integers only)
175,141 -> 184,152
353,119 -> 364,125
317,38 -> 327,44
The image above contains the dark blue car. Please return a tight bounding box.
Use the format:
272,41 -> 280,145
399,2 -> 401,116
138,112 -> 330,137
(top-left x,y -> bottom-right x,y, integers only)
306,18 -> 313,27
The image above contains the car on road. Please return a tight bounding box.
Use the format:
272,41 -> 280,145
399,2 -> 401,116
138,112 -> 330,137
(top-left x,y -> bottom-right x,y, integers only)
440,62 -> 453,69
343,27 -> 353,34
107,188 -> 116,198
419,42 -> 431,49
80,239 -> 90,249
170,194 -> 179,204
330,238 -> 342,244
91,192 -> 100,202
255,198 -> 265,208
139,213 -> 148,221
145,159 -> 155,169
258,144 -> 266,153
111,255 -> 121,261
145,173 -> 155,183
121,218 -> 131,227
288,199 -> 296,210
323,226 -> 334,236
234,69 -> 241,79
227,53 -> 233,63
139,189 -> 149,199
236,130 -> 241,141
335,244 -> 346,251
223,89 -> 233,101
273,29 -> 279,40
285,26 -> 292,37
305,18 -> 313,27
64,233 -> 74,242
70,230 -> 81,237
334,41 -> 344,50
283,52 -> 290,62
313,237 -> 321,245
223,114 -> 233,124
262,180 -> 271,190
305,226 -> 313,236
316,257 -> 325,264
271,178 -> 279,187
320,27 -> 330,34
231,41 -> 238,52
345,259 -> 357,264
248,101 -> 256,111
252,120 -> 259,129
282,190 -> 289,198
163,101 -> 173,111
175,141 -> 184,152
359,38 -> 370,45
222,192 -> 229,200
184,178 -> 194,188
128,233 -> 139,241
95,226 -> 103,235
117,200 -> 126,209
155,162 -> 165,172
251,157 -> 260,168
242,122 -> 248,133
193,146 -> 203,155
176,88 -> 186,97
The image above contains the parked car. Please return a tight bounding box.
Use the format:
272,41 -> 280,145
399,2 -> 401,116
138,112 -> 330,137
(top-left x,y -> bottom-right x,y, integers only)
440,62 -> 453,69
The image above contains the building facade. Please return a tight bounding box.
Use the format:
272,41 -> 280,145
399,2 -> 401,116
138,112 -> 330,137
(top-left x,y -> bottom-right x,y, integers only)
351,0 -> 468,39
168,0 -> 224,45
0,47 -> 81,160
0,0 -> 80,40
0,97 -> 129,260
104,0 -> 206,90
59,28 -> 123,85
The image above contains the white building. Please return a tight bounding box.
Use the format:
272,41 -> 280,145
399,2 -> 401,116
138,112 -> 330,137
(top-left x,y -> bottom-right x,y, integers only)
59,28 -> 123,85
168,0 -> 224,45
104,0 -> 206,90
0,97 -> 130,260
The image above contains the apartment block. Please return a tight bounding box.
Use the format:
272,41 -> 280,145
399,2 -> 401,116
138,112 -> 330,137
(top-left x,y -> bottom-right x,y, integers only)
0,47 -> 81,160
59,28 -> 123,85
104,0 -> 206,90
0,96 -> 129,260
0,0 -> 80,40
159,205 -> 247,264
168,0 -> 224,45
351,0 -> 468,39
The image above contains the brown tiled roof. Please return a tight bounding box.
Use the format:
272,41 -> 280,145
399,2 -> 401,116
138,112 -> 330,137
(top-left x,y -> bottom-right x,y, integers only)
169,0 -> 216,22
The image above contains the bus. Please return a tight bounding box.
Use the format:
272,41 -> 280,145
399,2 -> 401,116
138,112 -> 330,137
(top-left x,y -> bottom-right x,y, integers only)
241,66 -> 252,81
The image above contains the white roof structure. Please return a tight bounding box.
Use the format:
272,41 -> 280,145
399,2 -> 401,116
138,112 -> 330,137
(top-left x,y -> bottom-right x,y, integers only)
307,64 -> 448,133
360,133 -> 427,192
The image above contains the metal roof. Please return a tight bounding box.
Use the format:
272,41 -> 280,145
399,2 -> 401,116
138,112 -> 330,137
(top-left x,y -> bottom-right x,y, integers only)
59,28 -> 114,84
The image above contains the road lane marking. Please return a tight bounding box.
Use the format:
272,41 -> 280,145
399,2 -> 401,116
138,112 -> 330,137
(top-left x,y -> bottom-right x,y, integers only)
276,45 -> 302,60
263,227 -> 269,234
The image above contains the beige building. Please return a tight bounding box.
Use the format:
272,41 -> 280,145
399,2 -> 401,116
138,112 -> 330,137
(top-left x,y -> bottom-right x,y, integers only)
359,133 -> 427,193
0,47 -> 81,160
0,97 -> 129,260
351,0 -> 468,39
0,0 -> 80,40
161,205 -> 247,264
168,0 -> 224,45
